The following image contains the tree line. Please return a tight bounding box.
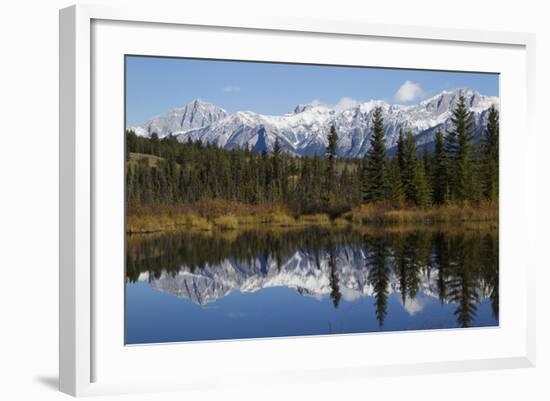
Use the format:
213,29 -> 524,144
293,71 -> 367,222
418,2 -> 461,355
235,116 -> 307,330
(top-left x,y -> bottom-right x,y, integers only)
126,95 -> 499,214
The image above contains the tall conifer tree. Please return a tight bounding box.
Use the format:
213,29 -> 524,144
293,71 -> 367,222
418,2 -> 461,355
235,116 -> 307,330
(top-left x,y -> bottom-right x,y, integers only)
363,107 -> 387,203
432,129 -> 448,204
387,157 -> 404,205
396,128 -> 406,176
402,130 -> 419,205
414,158 -> 431,208
323,125 -> 339,205
272,137 -> 283,201
481,105 -> 499,201
446,95 -> 475,202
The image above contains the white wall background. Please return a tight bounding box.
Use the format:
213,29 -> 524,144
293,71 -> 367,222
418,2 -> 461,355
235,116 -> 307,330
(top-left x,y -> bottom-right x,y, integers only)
0,0 -> 547,400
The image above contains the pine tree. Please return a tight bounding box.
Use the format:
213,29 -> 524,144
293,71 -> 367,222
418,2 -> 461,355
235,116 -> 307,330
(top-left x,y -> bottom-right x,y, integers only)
481,105 -> 499,201
126,164 -> 135,204
328,243 -> 341,308
323,125 -> 339,206
326,125 -> 338,161
446,238 -> 479,328
150,132 -> 160,157
446,95 -> 475,203
386,157 -> 404,206
414,158 -> 431,208
339,167 -> 353,204
272,137 -> 283,201
359,158 -> 369,203
363,107 -> 387,203
422,145 -> 431,183
402,130 -> 418,205
432,129 -> 448,205
311,155 -> 324,210
396,128 -> 406,176
367,237 -> 389,327
126,130 -> 137,161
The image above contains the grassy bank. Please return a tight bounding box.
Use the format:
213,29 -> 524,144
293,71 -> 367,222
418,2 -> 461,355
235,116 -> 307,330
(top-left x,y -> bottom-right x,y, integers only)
126,202 -> 331,233
346,201 -> 498,225
126,200 -> 498,234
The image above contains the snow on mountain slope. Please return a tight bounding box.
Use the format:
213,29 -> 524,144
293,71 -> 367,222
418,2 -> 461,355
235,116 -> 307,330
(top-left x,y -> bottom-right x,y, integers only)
130,99 -> 229,138
128,89 -> 499,157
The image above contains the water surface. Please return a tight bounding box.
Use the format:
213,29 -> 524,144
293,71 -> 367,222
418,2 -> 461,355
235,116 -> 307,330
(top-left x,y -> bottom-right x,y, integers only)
125,226 -> 498,344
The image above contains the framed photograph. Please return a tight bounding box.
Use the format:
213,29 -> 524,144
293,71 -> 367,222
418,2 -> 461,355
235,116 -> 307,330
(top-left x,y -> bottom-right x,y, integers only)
59,4 -> 536,396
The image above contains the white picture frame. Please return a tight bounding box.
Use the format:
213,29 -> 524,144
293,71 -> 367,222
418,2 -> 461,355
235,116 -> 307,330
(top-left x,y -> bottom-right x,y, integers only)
59,4 -> 536,397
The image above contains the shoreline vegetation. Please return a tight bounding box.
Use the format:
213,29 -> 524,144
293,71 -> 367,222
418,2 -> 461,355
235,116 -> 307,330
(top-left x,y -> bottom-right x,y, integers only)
126,95 -> 499,234
126,200 -> 498,234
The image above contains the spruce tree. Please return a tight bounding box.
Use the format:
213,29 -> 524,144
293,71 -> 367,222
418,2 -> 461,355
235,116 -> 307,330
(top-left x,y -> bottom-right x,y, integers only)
328,244 -> 341,308
359,158 -> 369,203
387,157 -> 404,206
396,128 -> 406,176
432,129 -> 448,205
339,168 -> 353,204
446,95 -> 475,203
323,125 -> 339,206
367,237 -> 389,327
481,105 -> 499,201
402,130 -> 418,205
126,164 -> 135,204
363,107 -> 387,203
150,132 -> 160,157
422,145 -> 431,184
414,158 -> 431,208
326,125 -> 338,161
311,155 -> 324,210
272,137 -> 283,201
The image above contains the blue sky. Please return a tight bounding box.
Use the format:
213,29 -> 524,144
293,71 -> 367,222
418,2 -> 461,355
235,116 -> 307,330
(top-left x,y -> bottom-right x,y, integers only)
126,56 -> 499,126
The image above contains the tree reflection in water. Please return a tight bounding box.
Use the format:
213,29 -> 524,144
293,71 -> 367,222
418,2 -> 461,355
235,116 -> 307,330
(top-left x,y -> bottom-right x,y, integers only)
126,226 -> 498,328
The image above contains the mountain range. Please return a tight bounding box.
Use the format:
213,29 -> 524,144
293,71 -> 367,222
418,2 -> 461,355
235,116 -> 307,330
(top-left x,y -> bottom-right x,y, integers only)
128,88 -> 499,158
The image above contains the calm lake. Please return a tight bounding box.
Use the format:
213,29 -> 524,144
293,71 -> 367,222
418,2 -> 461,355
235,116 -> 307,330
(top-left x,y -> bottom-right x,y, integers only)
125,226 -> 498,344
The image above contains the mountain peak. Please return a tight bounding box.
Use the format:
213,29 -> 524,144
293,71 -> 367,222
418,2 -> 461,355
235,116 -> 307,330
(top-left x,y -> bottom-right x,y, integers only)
418,88 -> 489,115
191,98 -> 209,105
421,88 -> 478,104
291,101 -> 331,115
293,104 -> 309,114
129,88 -> 498,158
187,98 -> 225,111
133,99 -> 229,138
358,99 -> 391,113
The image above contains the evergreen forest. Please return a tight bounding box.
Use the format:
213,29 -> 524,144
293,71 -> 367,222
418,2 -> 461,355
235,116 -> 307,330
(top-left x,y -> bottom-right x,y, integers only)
125,95 -> 499,231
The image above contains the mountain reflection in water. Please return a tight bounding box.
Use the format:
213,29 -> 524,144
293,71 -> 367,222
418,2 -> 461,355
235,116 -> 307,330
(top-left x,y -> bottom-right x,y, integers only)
125,226 -> 498,344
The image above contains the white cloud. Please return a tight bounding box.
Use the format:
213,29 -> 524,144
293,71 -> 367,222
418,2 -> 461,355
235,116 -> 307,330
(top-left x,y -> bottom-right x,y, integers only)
401,296 -> 427,316
333,96 -> 360,111
223,85 -> 241,93
304,97 -> 360,111
395,80 -> 423,102
340,287 -> 362,302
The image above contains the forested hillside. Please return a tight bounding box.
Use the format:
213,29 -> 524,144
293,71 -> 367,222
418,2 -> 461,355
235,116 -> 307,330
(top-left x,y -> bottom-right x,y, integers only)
125,95 -> 499,230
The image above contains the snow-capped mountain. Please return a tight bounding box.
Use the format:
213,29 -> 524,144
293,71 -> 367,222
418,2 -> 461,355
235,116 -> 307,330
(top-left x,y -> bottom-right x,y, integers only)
128,89 -> 499,157
131,99 -> 229,138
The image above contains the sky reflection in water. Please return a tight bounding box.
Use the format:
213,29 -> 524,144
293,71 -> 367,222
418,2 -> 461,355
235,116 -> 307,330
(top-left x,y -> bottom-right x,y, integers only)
125,227 -> 498,344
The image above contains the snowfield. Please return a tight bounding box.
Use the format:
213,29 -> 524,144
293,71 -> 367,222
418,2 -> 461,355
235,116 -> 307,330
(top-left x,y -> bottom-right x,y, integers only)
128,88 -> 499,157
